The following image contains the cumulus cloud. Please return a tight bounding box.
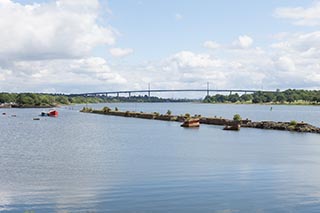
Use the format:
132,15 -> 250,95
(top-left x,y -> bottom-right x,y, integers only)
0,0 -> 116,60
0,0 -> 127,93
109,48 -> 134,57
204,36 -> 253,50
275,56 -> 296,71
0,57 -> 127,92
274,1 -> 320,26
203,41 -> 220,49
0,67 -> 12,81
232,35 -> 253,49
167,51 -> 223,69
128,29 -> 320,91
0,1 -> 319,93
124,48 -> 270,91
271,31 -> 320,58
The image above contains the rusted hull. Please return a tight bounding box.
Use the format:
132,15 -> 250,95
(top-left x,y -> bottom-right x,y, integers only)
223,124 -> 240,131
181,119 -> 200,128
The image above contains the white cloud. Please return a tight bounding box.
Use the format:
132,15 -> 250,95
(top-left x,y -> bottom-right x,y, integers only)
232,35 -> 253,49
0,0 -> 116,60
0,68 -> 11,81
167,51 -> 223,69
275,2 -> 320,26
0,1 -> 320,93
107,29 -> 320,92
0,0 -> 127,93
0,57 -> 127,92
275,56 -> 296,71
271,31 -> 320,57
203,41 -> 220,49
109,48 -> 134,57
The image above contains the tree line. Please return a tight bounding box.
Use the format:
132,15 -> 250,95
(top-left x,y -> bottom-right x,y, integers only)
0,93 -> 191,107
1,89 -> 320,107
203,89 -> 320,104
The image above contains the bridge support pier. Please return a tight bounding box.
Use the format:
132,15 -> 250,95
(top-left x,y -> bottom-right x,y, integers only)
117,92 -> 119,98
128,92 -> 131,98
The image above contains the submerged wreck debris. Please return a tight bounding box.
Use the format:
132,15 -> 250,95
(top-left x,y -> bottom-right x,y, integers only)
80,107 -> 320,134
181,118 -> 200,128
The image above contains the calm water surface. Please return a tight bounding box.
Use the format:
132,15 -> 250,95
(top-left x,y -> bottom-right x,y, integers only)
1,103 -> 320,213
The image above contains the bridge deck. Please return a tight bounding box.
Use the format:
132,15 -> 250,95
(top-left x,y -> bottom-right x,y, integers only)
73,89 -> 276,96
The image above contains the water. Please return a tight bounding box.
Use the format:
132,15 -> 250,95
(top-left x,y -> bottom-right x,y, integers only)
1,103 -> 320,213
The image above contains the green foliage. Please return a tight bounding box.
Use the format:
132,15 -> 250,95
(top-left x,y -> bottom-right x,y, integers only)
240,94 -> 252,102
81,107 -> 92,112
0,92 -> 197,107
185,113 -> 190,118
228,93 -> 240,103
233,114 -> 242,121
0,93 -> 16,103
290,120 -> 297,126
102,106 -> 111,113
115,107 -> 118,111
203,89 -> 320,105
166,110 -> 172,115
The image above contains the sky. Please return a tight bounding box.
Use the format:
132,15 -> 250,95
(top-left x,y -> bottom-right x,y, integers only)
0,0 -> 320,94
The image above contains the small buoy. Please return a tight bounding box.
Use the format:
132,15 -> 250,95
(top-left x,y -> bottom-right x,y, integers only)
2,112 -> 6,115
33,118 -> 40,120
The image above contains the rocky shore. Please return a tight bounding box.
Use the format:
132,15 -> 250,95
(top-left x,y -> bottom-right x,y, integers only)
242,121 -> 320,134
81,107 -> 320,134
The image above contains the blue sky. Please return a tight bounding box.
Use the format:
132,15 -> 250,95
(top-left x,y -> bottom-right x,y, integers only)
0,0 -> 320,94
107,0 -> 313,58
99,0 -> 309,61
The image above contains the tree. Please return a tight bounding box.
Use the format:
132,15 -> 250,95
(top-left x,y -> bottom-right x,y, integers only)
16,94 -> 35,106
240,94 -> 252,102
228,93 -> 240,103
276,94 -> 286,103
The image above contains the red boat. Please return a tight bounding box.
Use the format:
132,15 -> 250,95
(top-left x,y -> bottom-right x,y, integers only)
48,110 -> 59,117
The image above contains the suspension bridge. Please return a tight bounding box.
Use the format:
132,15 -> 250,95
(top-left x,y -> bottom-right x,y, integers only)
73,86 -> 276,97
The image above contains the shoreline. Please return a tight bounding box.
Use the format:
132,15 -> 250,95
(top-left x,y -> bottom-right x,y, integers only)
2,101 -> 320,108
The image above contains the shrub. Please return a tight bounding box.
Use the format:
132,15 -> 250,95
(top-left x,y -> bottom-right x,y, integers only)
81,107 -> 92,112
290,120 -> 297,126
115,107 -> 118,111
185,113 -> 190,118
102,106 -> 111,113
166,110 -> 172,115
233,114 -> 242,121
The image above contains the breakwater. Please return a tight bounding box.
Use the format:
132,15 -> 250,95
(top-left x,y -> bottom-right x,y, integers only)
81,107 -> 320,134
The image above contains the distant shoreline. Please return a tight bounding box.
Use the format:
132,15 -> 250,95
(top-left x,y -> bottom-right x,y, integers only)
1,101 -> 320,109
1,89 -> 320,107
